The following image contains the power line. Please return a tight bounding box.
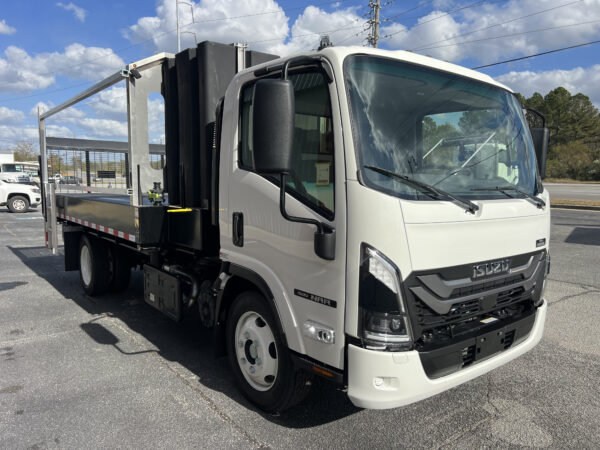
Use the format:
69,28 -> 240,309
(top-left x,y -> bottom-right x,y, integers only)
418,19 -> 600,51
410,0 -> 583,51
472,38 -> 600,69
383,0 -> 435,21
246,21 -> 365,45
1,80 -> 98,103
336,26 -> 370,45
383,0 -> 505,40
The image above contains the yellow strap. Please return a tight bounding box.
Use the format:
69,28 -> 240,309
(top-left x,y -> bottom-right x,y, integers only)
167,208 -> 193,213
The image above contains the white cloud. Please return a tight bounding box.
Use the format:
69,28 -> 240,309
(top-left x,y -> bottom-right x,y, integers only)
31,101 -> 86,121
0,19 -> 16,35
126,0 -> 288,54
87,86 -> 127,121
72,118 -> 128,138
273,5 -> 364,54
57,2 -> 87,22
29,98 -> 127,140
0,44 -> 124,93
0,124 -> 72,143
497,65 -> 600,108
382,0 -> 600,64
382,11 -> 463,62
0,106 -> 25,125
124,0 -> 363,56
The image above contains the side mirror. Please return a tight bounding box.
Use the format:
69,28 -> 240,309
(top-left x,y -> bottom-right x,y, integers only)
524,107 -> 549,179
252,79 -> 295,174
251,77 -> 335,261
530,127 -> 549,179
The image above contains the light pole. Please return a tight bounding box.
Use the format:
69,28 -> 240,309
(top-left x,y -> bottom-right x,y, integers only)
176,0 -> 195,53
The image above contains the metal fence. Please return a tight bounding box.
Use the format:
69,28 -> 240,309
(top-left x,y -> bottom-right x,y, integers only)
46,137 -> 165,194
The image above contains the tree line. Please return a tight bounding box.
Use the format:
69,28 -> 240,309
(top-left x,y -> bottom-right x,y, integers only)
517,87 -> 600,181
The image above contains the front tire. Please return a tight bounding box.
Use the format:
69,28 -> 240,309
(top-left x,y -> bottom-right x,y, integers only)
7,195 -> 29,213
226,291 -> 312,412
79,235 -> 109,296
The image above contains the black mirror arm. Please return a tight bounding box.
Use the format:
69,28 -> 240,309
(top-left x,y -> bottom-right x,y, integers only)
279,173 -> 331,234
525,107 -> 546,127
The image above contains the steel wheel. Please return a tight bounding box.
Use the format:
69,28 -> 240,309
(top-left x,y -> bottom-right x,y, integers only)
8,195 -> 29,213
12,199 -> 26,211
226,291 -> 313,412
234,311 -> 278,391
78,234 -> 108,296
80,243 -> 92,286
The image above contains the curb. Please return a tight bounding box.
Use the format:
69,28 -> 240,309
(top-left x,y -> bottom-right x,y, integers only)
550,203 -> 600,212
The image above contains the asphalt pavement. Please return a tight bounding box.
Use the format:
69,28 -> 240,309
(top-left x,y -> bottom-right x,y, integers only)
545,183 -> 600,202
1,208 -> 599,449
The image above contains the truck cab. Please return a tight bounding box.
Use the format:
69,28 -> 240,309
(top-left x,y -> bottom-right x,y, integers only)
0,163 -> 32,184
218,47 -> 549,409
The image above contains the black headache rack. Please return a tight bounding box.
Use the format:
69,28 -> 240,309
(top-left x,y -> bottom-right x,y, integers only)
46,42 -> 278,252
403,250 -> 547,378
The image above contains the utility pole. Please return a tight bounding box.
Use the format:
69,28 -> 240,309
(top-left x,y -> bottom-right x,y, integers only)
366,0 -> 381,48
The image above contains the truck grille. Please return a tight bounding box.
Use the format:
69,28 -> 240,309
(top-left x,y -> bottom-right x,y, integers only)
403,250 -> 546,346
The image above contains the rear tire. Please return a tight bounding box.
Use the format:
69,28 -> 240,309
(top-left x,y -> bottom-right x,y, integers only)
7,195 -> 29,213
79,235 -> 109,296
226,291 -> 312,413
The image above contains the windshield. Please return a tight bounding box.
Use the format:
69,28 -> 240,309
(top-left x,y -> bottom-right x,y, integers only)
344,55 -> 539,200
1,164 -> 24,172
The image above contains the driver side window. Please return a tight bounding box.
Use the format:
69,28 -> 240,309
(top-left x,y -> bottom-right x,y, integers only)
238,69 -> 335,220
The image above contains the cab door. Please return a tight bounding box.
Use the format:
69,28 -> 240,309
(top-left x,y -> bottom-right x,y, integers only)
223,67 -> 347,369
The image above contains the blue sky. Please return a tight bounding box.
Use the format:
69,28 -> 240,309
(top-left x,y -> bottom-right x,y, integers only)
1,0 -> 599,148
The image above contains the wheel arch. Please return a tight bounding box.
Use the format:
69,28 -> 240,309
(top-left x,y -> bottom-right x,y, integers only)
213,263 -> 301,358
7,192 -> 30,203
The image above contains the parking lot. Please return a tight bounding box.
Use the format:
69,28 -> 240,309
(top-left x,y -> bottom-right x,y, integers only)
1,207 -> 599,449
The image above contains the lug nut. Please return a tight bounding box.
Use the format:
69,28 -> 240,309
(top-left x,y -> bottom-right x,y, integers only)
244,331 -> 250,339
256,358 -> 262,365
249,366 -> 256,374
238,340 -> 244,348
240,358 -> 246,364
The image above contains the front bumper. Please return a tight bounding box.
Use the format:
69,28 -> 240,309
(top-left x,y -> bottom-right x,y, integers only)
347,299 -> 547,409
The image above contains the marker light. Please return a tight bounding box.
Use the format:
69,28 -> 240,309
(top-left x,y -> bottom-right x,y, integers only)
303,320 -> 335,344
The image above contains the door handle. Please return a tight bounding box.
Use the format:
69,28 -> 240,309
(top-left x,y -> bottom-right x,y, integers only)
232,212 -> 243,247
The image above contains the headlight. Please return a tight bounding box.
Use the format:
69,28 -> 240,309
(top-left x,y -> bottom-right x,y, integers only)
32,188 -> 41,193
359,244 -> 412,350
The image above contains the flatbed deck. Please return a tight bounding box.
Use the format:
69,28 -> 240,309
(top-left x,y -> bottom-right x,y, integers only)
56,193 -> 164,244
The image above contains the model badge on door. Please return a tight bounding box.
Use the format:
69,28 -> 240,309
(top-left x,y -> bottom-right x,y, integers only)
294,289 -> 337,308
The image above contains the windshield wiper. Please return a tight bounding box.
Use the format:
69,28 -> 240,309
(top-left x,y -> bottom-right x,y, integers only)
471,186 -> 546,209
364,165 -> 479,214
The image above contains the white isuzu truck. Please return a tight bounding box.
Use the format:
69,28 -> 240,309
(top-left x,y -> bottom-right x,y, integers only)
39,42 -> 550,412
